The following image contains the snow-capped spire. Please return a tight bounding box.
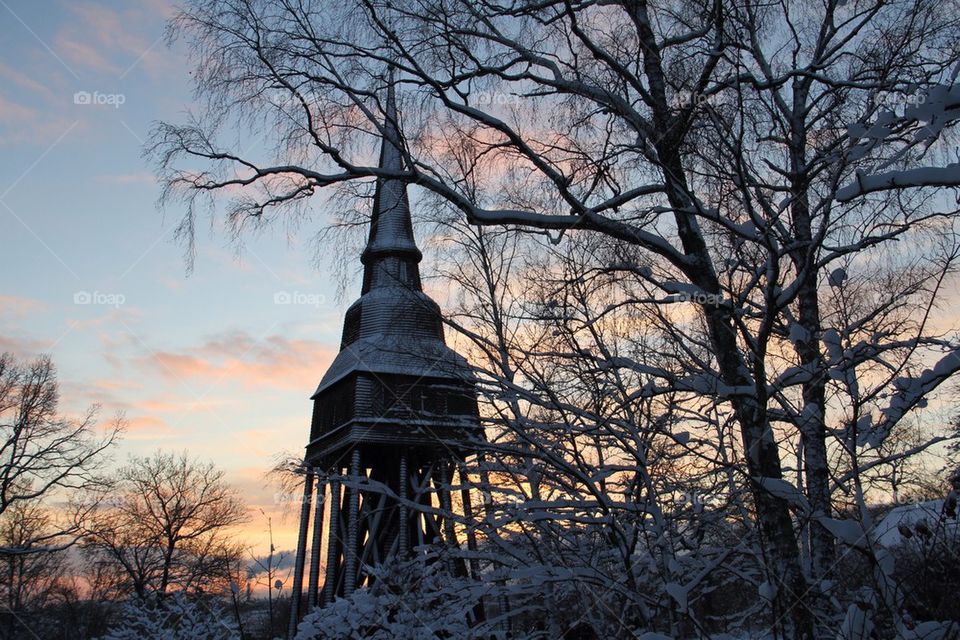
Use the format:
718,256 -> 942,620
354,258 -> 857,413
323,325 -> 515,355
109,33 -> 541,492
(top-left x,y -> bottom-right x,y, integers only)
360,69 -> 422,294
312,67 -> 468,395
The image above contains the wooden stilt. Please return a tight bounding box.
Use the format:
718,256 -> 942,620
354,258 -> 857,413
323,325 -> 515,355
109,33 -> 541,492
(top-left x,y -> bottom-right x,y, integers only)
360,490 -> 389,570
437,462 -> 459,576
439,462 -> 457,547
413,464 -> 430,548
306,476 -> 326,611
345,449 -> 361,595
458,463 -> 481,580
398,451 -> 410,558
322,476 -> 342,605
287,470 -> 314,639
458,461 -> 486,625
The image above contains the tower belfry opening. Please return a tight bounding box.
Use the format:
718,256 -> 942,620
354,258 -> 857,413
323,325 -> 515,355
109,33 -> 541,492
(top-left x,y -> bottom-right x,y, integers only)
286,73 -> 483,636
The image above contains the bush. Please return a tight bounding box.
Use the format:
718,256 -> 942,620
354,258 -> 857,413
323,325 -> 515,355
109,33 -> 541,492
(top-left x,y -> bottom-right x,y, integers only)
294,557 -> 479,640
97,592 -> 240,640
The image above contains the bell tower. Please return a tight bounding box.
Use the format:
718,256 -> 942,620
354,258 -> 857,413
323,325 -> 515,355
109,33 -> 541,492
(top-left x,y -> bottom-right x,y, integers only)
286,74 -> 482,636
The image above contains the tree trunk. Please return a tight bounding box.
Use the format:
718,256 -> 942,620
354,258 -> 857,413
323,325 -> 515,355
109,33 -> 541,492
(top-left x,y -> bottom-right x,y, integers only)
654,139 -> 814,639
626,0 -> 815,629
788,79 -> 835,579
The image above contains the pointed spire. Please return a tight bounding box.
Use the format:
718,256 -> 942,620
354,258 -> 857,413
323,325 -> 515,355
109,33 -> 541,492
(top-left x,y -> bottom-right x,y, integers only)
360,68 -> 422,294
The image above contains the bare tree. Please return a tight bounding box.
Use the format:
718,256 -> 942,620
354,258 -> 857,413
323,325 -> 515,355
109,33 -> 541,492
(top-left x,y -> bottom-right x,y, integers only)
83,451 -> 249,598
0,502 -> 65,639
0,353 -> 120,638
0,353 -> 120,543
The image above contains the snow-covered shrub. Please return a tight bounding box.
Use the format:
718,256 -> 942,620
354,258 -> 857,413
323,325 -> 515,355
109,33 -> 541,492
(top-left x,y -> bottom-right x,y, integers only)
294,556 -> 483,640
892,495 -> 960,624
97,591 -> 240,640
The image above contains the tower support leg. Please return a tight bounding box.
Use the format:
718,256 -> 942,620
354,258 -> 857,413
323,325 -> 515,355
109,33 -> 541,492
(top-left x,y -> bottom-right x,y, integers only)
322,476 -> 342,605
436,462 -> 461,576
345,449 -> 362,595
287,470 -> 315,639
458,463 -> 481,580
307,477 -> 326,611
399,451 -> 410,558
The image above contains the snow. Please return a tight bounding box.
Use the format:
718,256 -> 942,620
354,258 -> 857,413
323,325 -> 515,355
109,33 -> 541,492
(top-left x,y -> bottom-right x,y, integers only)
665,581 -> 688,612
97,593 -> 240,640
787,323 -> 810,345
873,499 -> 957,547
758,581 -> 776,602
817,517 -> 867,549
838,81 -> 960,201
837,164 -> 960,201
827,267 -> 848,287
822,329 -> 844,363
838,602 -> 875,640
753,477 -> 810,512
871,349 -> 960,447
901,621 -> 960,640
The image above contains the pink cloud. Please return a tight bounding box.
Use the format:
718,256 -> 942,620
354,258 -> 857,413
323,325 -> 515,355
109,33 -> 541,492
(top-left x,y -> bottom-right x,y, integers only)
90,377 -> 143,392
0,63 -> 55,100
131,330 -> 336,391
123,414 -> 176,440
54,1 -> 176,79
0,295 -> 47,319
138,396 -> 223,414
55,36 -> 123,76
0,94 -> 81,145
0,334 -> 49,357
0,94 -> 41,123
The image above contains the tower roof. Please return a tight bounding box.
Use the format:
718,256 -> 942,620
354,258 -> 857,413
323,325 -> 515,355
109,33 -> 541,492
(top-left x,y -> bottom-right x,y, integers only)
360,76 -> 422,292
311,73 -> 471,398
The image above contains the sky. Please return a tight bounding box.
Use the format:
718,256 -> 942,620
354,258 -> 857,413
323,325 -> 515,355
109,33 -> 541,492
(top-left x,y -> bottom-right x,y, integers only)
2,0 -> 959,576
0,0 -> 349,554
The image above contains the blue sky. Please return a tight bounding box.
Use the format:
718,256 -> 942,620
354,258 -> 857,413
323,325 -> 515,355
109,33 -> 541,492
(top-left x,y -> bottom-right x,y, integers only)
0,0 -> 351,550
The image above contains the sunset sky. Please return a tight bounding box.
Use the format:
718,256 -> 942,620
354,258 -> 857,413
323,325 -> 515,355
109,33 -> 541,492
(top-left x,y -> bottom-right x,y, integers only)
0,0 -> 351,553
3,0 -> 958,570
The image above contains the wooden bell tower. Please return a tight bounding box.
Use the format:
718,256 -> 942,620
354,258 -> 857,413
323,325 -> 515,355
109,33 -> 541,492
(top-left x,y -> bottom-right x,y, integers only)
286,74 -> 483,636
